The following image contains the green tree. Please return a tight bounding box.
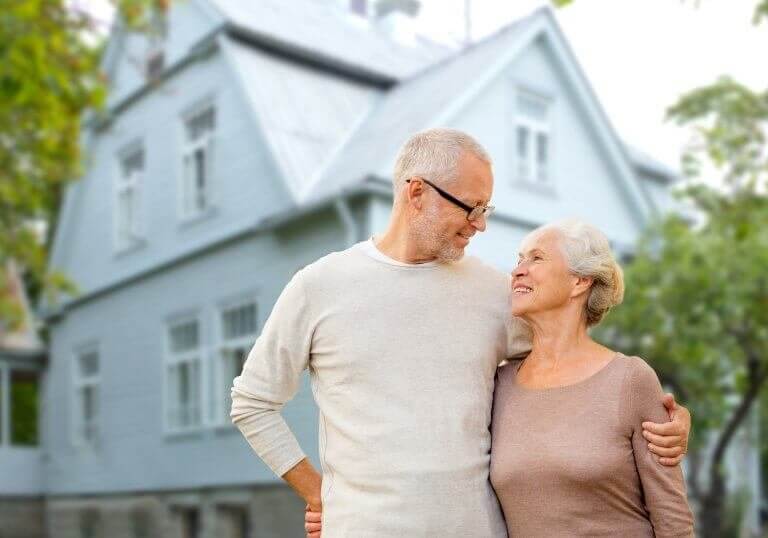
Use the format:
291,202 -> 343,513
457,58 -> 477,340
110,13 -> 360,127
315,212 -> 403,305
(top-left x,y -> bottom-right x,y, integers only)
594,79 -> 768,538
0,0 -> 164,330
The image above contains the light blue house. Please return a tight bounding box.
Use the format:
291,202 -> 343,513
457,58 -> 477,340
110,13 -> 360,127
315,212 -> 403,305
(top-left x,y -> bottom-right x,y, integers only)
1,0 -> 717,536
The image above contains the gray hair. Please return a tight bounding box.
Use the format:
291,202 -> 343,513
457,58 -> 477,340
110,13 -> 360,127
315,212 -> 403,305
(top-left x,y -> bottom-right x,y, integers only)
392,128 -> 492,192
533,219 -> 625,327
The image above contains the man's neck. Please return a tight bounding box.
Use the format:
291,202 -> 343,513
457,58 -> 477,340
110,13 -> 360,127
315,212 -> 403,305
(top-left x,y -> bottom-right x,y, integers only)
374,223 -> 437,265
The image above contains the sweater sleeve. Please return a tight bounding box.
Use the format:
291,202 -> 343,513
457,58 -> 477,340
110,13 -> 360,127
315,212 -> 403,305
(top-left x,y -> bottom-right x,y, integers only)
506,316 -> 532,360
230,270 -> 314,477
625,357 -> 695,538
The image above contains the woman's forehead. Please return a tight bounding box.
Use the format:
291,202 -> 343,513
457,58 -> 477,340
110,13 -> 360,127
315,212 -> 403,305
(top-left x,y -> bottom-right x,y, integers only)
520,228 -> 561,253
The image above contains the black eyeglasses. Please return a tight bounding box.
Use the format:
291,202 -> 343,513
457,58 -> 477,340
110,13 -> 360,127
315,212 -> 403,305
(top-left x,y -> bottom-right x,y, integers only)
406,177 -> 495,222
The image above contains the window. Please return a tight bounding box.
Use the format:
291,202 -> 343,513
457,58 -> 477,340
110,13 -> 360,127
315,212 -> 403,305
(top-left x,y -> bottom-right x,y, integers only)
115,146 -> 144,250
514,91 -> 552,184
174,507 -> 200,538
80,509 -> 101,538
132,508 -> 151,538
166,318 -> 202,431
216,302 -> 257,424
10,370 -> 39,446
181,105 -> 216,220
73,347 -> 100,446
217,506 -> 249,538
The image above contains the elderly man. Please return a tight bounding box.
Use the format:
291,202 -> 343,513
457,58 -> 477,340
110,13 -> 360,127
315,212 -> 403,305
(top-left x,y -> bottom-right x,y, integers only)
231,129 -> 690,537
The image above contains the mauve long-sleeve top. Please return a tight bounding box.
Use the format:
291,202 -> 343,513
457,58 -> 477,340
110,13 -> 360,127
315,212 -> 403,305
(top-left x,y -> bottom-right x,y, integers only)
491,353 -> 694,537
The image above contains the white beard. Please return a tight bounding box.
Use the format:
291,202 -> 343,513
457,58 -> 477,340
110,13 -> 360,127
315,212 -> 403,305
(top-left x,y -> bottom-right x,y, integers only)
411,205 -> 465,263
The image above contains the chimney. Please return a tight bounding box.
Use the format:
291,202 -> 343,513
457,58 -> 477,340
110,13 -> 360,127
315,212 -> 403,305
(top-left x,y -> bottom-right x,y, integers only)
373,0 -> 422,46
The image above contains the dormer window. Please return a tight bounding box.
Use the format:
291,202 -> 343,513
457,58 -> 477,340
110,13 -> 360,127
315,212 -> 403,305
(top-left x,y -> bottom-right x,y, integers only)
144,8 -> 167,81
145,48 -> 165,80
180,103 -> 216,221
514,91 -> 552,184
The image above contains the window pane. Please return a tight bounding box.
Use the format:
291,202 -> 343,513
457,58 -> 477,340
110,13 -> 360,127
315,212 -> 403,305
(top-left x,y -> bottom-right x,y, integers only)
194,148 -> 207,211
169,360 -> 200,428
78,351 -> 99,377
169,321 -> 199,353
180,508 -> 200,538
10,370 -> 39,446
186,107 -> 215,142
516,126 -> 530,180
121,150 -> 144,179
221,346 -> 248,421
80,509 -> 100,538
132,509 -> 151,538
536,133 -> 549,182
222,303 -> 257,340
517,93 -> 548,121
217,506 -> 249,538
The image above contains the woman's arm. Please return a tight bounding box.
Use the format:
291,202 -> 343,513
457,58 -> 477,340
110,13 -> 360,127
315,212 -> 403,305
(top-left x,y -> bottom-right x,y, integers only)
626,357 -> 695,538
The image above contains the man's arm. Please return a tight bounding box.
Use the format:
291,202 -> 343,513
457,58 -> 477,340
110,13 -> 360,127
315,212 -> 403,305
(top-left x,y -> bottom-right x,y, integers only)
284,459 -> 322,512
641,393 -> 691,466
231,270 -> 320,497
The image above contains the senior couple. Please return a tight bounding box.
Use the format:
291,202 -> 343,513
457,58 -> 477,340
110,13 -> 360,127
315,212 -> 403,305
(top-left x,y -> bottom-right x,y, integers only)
231,129 -> 694,537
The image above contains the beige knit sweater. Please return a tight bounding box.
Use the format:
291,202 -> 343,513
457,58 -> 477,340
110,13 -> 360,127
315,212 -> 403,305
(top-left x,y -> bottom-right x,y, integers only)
231,240 -> 531,537
491,354 -> 695,537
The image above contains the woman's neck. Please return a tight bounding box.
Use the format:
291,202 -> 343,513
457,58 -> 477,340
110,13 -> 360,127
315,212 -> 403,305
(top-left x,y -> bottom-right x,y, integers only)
523,308 -> 603,368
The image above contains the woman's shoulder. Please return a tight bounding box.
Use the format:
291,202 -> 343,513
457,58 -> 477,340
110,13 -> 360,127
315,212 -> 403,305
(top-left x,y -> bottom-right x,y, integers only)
614,353 -> 663,388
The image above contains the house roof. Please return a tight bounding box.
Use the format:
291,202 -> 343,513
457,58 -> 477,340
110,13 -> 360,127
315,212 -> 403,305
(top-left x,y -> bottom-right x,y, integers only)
300,11 -> 538,203
209,0 -> 451,81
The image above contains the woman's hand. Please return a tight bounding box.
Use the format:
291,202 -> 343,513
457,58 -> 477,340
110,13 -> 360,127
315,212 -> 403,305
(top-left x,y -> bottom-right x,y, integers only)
641,393 -> 691,466
305,504 -> 322,538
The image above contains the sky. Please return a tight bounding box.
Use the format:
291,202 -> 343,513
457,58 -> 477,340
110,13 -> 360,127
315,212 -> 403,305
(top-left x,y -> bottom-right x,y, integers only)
415,0 -> 768,172
78,0 -> 767,173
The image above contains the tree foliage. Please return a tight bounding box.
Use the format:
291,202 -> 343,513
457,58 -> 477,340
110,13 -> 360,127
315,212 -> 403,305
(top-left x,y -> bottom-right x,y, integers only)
0,0 -> 162,331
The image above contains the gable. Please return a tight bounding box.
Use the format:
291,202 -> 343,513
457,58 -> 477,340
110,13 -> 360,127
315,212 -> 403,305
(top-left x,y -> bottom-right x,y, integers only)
308,7 -> 655,240
448,36 -> 645,246
103,0 -> 224,108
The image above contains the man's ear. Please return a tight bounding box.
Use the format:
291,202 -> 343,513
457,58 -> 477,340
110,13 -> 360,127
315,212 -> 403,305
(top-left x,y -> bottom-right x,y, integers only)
407,179 -> 425,210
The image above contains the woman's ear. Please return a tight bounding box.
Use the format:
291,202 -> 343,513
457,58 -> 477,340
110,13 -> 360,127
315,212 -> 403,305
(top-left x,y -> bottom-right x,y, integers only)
571,276 -> 594,299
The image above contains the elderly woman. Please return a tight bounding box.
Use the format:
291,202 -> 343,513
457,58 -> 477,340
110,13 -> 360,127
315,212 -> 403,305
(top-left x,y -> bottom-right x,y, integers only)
491,219 -> 694,537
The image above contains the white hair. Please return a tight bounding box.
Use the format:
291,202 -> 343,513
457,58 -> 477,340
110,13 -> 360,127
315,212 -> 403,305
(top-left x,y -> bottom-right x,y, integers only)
531,219 -> 625,326
392,128 -> 492,192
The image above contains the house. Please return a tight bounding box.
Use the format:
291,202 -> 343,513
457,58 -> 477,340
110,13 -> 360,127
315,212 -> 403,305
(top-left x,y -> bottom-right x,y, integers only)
1,0 -> 715,536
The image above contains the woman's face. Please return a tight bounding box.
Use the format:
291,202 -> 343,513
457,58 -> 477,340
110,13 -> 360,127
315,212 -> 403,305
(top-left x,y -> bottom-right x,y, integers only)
511,229 -> 580,319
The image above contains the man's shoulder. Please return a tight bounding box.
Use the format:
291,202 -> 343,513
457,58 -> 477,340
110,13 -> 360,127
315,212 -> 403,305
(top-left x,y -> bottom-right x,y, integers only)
294,243 -> 368,284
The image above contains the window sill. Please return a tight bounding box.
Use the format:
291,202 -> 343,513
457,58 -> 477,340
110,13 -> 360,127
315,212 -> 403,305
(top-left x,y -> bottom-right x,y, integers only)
113,237 -> 147,258
164,427 -> 205,442
511,177 -> 558,197
178,206 -> 218,229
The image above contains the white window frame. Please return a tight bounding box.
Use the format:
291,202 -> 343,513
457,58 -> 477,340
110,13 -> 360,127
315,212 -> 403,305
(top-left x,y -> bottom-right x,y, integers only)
213,298 -> 258,426
514,90 -> 553,185
164,315 -> 204,434
71,344 -> 100,448
114,143 -> 144,252
179,101 -> 216,222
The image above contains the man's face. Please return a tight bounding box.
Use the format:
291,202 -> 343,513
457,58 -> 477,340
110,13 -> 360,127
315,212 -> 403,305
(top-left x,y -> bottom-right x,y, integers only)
412,152 -> 494,262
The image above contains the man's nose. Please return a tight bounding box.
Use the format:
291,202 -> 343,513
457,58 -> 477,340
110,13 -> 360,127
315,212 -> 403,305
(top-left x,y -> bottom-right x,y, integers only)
471,213 -> 487,232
